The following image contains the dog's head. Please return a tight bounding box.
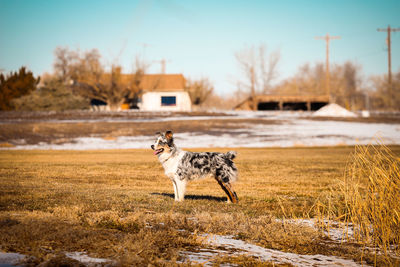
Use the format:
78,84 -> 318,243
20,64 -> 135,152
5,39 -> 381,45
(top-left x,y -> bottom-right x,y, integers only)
151,130 -> 174,156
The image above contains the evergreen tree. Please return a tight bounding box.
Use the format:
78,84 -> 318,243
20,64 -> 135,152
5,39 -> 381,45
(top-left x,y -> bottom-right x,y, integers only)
0,67 -> 40,110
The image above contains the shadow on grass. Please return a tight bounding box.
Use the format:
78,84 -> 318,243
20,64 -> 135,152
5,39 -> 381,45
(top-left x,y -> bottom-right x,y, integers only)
151,192 -> 227,202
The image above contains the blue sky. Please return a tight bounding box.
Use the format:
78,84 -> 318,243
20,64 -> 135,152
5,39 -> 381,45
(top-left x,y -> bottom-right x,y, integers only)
1,0 -> 399,95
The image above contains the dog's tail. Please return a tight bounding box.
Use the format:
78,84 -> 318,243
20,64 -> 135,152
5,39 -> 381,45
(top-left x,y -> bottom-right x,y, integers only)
224,151 -> 237,160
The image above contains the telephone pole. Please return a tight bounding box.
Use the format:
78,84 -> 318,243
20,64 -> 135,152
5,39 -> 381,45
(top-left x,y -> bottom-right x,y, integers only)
153,59 -> 171,74
377,25 -> 400,109
315,33 -> 341,101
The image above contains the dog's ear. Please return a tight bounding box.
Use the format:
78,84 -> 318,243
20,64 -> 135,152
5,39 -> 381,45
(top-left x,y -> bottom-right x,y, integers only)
165,130 -> 173,140
155,131 -> 162,136
165,131 -> 174,145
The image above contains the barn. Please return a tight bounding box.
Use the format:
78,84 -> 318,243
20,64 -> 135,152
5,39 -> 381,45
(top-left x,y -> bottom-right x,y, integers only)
235,95 -> 330,111
138,74 -> 192,112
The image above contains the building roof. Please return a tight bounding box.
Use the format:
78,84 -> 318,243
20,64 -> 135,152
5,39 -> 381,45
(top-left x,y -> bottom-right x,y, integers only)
140,74 -> 186,92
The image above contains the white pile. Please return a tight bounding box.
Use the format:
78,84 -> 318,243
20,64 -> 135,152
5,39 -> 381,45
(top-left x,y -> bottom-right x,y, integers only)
313,103 -> 357,117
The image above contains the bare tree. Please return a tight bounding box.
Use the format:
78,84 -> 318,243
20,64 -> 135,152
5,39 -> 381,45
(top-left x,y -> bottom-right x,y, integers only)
235,44 -> 280,110
53,46 -> 73,83
331,61 -> 363,110
72,63 -> 144,111
273,61 -> 366,110
52,46 -> 145,111
272,63 -> 325,96
184,78 -> 214,106
369,70 -> 400,110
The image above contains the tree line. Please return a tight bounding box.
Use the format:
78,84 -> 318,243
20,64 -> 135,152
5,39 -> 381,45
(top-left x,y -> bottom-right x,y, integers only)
0,45 -> 399,111
235,44 -> 400,111
0,47 -> 214,111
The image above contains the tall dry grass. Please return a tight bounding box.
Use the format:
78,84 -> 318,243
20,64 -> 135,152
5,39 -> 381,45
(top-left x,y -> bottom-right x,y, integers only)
313,143 -> 400,265
342,143 -> 400,256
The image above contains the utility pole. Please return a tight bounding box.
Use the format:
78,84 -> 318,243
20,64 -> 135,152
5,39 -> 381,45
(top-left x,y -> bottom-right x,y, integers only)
377,25 -> 400,109
153,59 -> 171,74
315,33 -> 341,101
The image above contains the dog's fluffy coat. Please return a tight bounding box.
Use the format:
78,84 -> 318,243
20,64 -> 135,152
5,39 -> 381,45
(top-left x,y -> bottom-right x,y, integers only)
151,131 -> 239,203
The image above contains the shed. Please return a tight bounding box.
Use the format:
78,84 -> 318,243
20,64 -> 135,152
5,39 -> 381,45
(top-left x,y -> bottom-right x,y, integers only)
138,74 -> 192,112
235,95 -> 330,111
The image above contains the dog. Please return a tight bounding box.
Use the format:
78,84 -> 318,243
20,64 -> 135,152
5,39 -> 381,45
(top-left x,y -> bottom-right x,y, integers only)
151,131 -> 239,203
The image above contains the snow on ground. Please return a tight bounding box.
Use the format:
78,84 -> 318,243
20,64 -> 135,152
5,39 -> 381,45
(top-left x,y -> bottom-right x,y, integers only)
179,234 -> 368,266
0,252 -> 25,266
6,116 -> 400,150
313,103 -> 357,117
0,251 -> 114,266
278,218 -> 355,243
65,252 -> 113,265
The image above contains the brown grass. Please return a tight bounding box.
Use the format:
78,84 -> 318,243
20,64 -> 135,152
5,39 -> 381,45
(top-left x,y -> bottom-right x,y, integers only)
314,143 -> 400,266
1,147 -> 399,265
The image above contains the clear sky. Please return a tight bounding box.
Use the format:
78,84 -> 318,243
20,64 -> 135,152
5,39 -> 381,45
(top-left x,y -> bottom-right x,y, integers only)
1,0 -> 399,95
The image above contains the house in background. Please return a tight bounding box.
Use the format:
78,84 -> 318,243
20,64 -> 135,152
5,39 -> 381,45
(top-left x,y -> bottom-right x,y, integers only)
138,74 -> 191,112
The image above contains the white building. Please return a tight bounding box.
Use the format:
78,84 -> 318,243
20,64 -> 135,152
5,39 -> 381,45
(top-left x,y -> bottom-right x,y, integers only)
138,74 -> 192,112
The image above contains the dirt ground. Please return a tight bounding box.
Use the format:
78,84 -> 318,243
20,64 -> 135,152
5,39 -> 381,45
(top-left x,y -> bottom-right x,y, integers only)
0,111 -> 281,145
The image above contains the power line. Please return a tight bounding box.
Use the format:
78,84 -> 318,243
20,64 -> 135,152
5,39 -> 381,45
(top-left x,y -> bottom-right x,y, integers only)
377,25 -> 400,109
315,33 -> 341,101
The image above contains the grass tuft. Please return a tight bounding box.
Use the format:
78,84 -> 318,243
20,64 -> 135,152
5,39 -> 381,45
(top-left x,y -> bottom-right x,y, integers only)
342,143 -> 400,256
313,143 -> 400,265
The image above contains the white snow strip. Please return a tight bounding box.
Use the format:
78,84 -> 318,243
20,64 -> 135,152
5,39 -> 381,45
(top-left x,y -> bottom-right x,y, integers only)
0,252 -> 25,265
204,234 -> 368,267
65,252 -> 111,264
179,248 -> 227,265
5,118 -> 400,150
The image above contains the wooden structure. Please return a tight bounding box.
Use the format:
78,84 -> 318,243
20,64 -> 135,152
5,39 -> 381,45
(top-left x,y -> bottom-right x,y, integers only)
235,95 -> 330,111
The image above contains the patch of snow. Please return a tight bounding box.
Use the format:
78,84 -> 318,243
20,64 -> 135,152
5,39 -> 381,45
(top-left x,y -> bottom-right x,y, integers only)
65,252 -> 112,265
313,103 -> 357,117
0,252 -> 25,266
280,218 -> 355,242
179,248 -> 227,265
361,110 -> 370,118
204,234 -> 367,267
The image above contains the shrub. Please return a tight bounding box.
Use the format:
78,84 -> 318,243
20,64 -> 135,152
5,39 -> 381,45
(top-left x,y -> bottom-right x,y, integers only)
12,84 -> 89,111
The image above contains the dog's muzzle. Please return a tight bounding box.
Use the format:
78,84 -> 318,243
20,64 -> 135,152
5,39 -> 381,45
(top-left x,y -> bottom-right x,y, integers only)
151,145 -> 164,155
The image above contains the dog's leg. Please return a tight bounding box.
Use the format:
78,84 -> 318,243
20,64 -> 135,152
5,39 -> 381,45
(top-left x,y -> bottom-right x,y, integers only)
172,180 -> 179,201
216,179 -> 239,203
175,178 -> 187,202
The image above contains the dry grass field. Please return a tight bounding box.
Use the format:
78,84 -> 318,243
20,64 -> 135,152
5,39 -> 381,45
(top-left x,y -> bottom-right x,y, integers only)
0,146 -> 399,266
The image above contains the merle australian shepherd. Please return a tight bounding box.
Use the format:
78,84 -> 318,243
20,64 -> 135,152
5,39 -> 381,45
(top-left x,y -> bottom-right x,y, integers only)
151,131 -> 239,203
